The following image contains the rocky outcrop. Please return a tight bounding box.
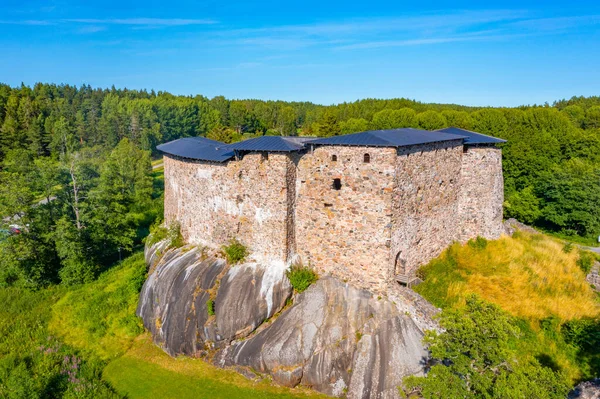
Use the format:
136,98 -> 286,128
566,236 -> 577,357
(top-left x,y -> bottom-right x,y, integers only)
503,218 -> 539,236
139,240 -> 437,398
569,379 -> 600,399
137,242 -> 292,355
214,277 -> 428,398
587,262 -> 600,292
215,260 -> 291,343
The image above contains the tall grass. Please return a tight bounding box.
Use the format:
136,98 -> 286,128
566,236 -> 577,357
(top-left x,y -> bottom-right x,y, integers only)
0,287 -> 118,397
416,232 -> 599,321
49,253 -> 147,360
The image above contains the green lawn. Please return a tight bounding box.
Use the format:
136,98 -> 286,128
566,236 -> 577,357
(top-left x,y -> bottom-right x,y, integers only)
104,336 -> 326,399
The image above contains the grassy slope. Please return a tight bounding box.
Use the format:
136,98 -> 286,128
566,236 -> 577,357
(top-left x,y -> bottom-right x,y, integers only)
415,231 -> 600,382
45,251 -> 325,398
416,231 -> 599,320
49,253 -> 147,361
104,335 -> 326,399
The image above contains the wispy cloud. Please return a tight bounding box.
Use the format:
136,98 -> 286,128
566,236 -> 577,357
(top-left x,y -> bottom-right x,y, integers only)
507,15 -> 600,31
0,17 -> 217,29
77,25 -> 106,34
205,10 -> 600,52
0,19 -> 54,26
64,18 -> 217,26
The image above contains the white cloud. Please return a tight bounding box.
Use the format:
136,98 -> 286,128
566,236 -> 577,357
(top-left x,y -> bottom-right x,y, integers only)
64,18 -> 217,26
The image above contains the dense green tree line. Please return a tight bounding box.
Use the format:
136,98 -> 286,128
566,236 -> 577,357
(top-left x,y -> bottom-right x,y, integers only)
0,137 -> 159,288
1,82 -> 599,246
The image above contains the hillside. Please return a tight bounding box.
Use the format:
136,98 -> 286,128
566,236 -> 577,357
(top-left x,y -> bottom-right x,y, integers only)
414,230 -> 600,386
416,231 -> 599,321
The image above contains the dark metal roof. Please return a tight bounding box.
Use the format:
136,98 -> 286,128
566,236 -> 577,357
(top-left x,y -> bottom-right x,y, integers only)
309,128 -> 466,148
156,137 -> 235,162
155,127 -> 502,162
435,127 -> 506,145
223,136 -> 308,152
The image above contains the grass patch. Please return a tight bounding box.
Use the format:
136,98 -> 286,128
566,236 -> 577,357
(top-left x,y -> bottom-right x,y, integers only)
415,231 -> 599,321
577,250 -> 595,274
543,229 -> 600,247
146,221 -> 184,249
104,335 -> 327,399
207,299 -> 215,316
49,253 -> 147,360
286,264 -> 318,293
222,239 -> 248,264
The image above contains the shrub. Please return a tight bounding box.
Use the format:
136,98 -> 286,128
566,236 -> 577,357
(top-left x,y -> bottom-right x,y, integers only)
222,239 -> 248,264
0,287 -> 118,397
206,300 -> 215,316
577,251 -> 594,274
562,242 -> 574,253
468,236 -> 488,250
146,221 -> 184,249
402,295 -> 570,399
286,264 -> 318,293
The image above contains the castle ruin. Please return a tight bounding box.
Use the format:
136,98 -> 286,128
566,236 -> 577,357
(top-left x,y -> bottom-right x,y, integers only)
159,127 -> 505,292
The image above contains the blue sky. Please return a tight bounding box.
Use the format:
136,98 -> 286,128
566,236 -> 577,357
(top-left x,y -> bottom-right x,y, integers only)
1,1 -> 599,106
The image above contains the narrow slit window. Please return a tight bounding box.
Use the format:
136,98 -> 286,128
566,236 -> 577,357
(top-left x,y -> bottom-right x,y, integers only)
363,153 -> 371,163
331,154 -> 337,162
332,178 -> 342,190
463,145 -> 469,154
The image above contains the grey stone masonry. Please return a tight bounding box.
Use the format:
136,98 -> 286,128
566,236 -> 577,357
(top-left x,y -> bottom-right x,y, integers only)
162,141 -> 504,292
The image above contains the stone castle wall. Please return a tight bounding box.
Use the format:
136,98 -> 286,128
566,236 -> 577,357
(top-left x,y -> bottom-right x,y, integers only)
163,153 -> 294,261
458,146 -> 504,241
163,141 -> 505,292
294,147 -> 397,291
389,140 -> 464,278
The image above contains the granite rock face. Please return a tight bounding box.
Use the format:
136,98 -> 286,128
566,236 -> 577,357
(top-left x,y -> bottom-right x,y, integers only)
215,260 -> 291,343
140,240 -> 435,398
137,242 -> 292,355
214,277 -> 430,398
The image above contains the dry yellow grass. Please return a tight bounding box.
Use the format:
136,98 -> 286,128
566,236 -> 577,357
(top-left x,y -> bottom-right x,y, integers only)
417,231 -> 600,321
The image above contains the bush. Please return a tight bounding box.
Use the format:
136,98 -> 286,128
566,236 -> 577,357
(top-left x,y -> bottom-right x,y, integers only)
146,221 -> 184,249
402,295 -> 570,399
0,287 -> 118,398
577,251 -> 594,274
206,300 -> 215,316
468,236 -> 488,250
286,264 -> 318,293
562,242 -> 574,253
222,239 -> 248,264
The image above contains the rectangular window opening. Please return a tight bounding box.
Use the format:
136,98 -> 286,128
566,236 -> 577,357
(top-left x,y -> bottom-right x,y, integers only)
332,178 -> 342,190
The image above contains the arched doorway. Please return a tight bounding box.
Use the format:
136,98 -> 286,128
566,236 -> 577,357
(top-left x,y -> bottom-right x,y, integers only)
394,251 -> 406,276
